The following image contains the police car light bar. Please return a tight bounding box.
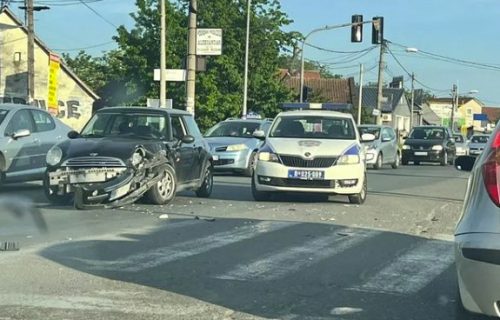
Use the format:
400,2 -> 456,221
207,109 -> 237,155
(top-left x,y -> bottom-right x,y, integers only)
281,103 -> 353,111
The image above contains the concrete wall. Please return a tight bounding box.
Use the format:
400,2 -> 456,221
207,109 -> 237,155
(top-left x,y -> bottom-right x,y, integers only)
0,12 -> 95,130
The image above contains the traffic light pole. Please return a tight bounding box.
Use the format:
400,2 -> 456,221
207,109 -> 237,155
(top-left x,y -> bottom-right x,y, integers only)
299,20 -> 372,103
357,63 -> 363,125
375,40 -> 385,125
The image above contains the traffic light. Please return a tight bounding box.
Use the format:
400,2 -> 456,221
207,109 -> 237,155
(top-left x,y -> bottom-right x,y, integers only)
372,16 -> 384,44
351,14 -> 363,43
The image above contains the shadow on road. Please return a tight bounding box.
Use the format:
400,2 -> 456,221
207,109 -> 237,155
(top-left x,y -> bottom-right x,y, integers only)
39,218 -> 490,320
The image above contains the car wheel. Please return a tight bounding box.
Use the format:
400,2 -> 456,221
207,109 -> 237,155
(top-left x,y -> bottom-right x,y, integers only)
348,175 -> 367,205
146,164 -> 177,205
196,164 -> 213,198
251,174 -> 271,201
43,174 -> 72,205
244,151 -> 257,177
440,151 -> 448,166
391,152 -> 400,169
373,153 -> 383,170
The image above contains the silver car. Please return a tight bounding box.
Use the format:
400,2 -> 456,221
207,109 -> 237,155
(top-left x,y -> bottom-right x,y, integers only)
0,104 -> 71,183
205,118 -> 272,176
453,133 -> 469,156
454,122 -> 500,317
468,133 -> 490,156
358,125 -> 400,169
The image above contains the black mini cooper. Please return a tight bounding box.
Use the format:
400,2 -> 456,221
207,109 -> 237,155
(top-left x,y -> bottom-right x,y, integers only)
44,107 -> 214,209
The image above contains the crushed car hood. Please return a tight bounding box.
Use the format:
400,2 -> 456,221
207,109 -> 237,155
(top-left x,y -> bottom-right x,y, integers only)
58,137 -> 163,160
266,138 -> 359,157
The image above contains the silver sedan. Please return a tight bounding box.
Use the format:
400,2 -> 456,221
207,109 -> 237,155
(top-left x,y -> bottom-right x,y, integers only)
0,104 -> 71,183
454,122 -> 500,317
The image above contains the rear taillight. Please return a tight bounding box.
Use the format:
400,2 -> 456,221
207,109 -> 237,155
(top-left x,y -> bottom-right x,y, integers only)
483,132 -> 500,206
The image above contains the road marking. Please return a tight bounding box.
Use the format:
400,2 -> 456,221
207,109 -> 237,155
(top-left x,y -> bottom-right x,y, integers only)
73,221 -> 296,272
350,240 -> 453,295
216,229 -> 380,281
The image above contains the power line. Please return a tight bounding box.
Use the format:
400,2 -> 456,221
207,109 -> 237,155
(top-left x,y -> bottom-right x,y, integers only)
78,0 -> 117,29
53,40 -> 115,51
305,43 -> 377,54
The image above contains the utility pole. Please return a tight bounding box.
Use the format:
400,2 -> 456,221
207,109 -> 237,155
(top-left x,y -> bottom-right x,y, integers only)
242,0 -> 251,117
450,84 -> 457,131
26,0 -> 34,104
375,40 -> 385,125
186,0 -> 197,114
410,72 -> 415,129
159,0 -> 167,108
357,63 -> 364,125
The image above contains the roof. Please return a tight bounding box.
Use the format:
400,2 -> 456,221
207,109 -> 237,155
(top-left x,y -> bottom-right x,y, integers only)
0,7 -> 99,101
98,106 -> 192,115
420,103 -> 441,125
277,110 -> 354,119
427,97 -> 485,107
283,77 -> 356,104
482,106 -> 500,122
356,87 -> 407,112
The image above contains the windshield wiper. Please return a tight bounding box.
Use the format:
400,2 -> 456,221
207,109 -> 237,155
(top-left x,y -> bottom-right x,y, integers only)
81,133 -> 103,138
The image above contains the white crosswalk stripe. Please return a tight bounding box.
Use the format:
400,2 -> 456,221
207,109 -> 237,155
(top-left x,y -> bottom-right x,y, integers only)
73,221 -> 296,272
215,229 -> 380,281
350,240 -> 454,295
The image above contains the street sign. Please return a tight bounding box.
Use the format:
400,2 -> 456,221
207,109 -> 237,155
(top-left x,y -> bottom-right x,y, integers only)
196,29 -> 222,56
473,113 -> 488,121
147,98 -> 172,108
154,69 -> 186,82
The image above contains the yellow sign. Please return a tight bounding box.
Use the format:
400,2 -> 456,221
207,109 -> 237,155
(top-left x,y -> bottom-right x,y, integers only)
47,53 -> 60,115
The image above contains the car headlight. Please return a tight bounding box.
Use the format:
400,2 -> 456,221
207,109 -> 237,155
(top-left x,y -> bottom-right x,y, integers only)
432,145 -> 443,151
402,145 -> 411,150
226,144 -> 248,152
337,154 -> 360,165
258,152 -> 280,162
46,146 -> 63,166
132,150 -> 144,166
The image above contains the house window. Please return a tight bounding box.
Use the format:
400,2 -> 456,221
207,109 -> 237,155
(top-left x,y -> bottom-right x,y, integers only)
466,108 -> 473,116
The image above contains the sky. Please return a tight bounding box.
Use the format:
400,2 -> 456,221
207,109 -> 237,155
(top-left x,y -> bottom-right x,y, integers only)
13,0 -> 500,106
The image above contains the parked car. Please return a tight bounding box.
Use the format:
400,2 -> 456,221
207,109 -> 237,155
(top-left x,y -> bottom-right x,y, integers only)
0,104 -> 71,184
468,133 -> 490,156
204,117 -> 273,176
44,107 -> 214,209
358,125 -> 399,170
401,126 -> 456,166
251,108 -> 375,204
453,133 -> 469,156
454,122 -> 500,317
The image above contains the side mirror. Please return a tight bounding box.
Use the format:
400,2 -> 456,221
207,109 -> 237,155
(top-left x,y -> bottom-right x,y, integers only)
181,135 -> 195,144
67,130 -> 80,139
361,133 -> 376,143
253,130 -> 266,140
455,155 -> 476,172
12,129 -> 31,139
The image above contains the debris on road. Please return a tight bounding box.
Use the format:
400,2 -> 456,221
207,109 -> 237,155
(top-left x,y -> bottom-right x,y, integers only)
330,307 -> 363,315
159,214 -> 169,219
0,241 -> 19,251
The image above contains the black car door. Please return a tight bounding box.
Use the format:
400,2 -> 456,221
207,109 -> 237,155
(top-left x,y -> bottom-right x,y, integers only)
170,115 -> 196,183
182,114 -> 206,181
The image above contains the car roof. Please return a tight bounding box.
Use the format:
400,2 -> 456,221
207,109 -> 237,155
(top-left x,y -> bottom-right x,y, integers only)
276,110 -> 353,119
97,106 -> 192,116
224,118 -> 265,123
358,124 -> 391,129
0,103 -> 50,112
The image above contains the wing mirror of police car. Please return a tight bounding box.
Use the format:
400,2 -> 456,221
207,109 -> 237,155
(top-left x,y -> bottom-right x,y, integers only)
253,130 -> 266,140
455,155 -> 476,172
361,133 -> 376,143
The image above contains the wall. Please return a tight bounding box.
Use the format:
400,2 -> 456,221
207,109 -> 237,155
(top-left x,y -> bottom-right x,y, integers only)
0,12 -> 95,130
457,100 -> 483,130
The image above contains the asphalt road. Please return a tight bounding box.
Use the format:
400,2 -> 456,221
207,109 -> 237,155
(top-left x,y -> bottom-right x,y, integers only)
0,163 -> 491,320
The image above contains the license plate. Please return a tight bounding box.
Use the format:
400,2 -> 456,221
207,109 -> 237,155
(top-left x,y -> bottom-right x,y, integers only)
414,151 -> 428,156
288,170 -> 324,180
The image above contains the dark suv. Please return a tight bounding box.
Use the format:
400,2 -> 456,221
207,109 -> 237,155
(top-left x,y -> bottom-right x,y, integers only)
401,126 -> 456,166
44,107 -> 214,209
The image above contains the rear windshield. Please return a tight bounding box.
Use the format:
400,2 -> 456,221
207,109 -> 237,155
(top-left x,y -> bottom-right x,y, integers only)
471,135 -> 489,143
269,116 -> 356,140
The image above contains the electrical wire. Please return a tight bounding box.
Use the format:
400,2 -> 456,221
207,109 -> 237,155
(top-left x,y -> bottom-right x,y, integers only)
52,40 -> 115,51
305,43 -> 377,54
77,0 -> 118,29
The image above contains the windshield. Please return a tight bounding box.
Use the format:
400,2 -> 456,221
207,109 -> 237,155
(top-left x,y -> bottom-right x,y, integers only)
205,121 -> 261,138
453,135 -> 464,143
80,112 -> 168,140
409,127 -> 445,140
270,116 -> 356,140
471,135 -> 489,143
358,127 -> 381,139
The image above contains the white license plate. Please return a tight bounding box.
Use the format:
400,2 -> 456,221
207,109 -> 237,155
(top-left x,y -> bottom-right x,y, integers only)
414,152 -> 428,156
288,170 -> 324,180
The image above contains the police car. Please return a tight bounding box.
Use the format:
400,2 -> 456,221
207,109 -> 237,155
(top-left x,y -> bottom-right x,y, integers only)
251,107 -> 375,204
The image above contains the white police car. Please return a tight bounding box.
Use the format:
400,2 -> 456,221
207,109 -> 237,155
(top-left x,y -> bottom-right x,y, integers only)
251,108 -> 374,204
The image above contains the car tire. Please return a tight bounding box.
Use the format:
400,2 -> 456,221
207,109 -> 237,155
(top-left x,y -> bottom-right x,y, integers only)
145,164 -> 177,205
43,174 -> 72,205
243,151 -> 257,177
195,164 -> 213,198
373,153 -> 383,170
391,152 -> 400,169
348,175 -> 367,205
251,174 -> 271,201
440,151 -> 448,166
